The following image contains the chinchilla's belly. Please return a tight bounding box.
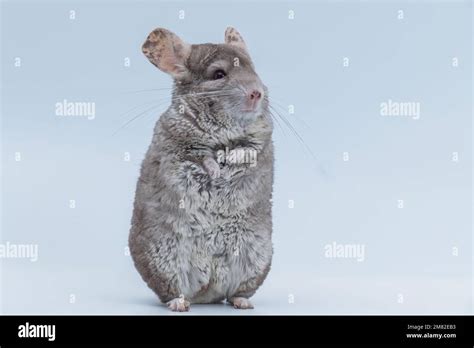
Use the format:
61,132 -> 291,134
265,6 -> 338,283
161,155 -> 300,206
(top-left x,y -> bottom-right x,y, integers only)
189,233 -> 252,304
177,157 -> 272,303
185,180 -> 263,303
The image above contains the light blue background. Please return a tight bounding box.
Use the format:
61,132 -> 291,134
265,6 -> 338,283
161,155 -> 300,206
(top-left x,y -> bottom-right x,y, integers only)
0,0 -> 472,314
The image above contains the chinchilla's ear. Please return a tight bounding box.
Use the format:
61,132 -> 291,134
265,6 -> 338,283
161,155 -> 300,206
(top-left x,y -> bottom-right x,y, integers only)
142,28 -> 191,77
224,27 -> 248,52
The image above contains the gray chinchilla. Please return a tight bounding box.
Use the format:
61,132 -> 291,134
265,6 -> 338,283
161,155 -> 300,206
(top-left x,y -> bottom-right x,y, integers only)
129,27 -> 274,311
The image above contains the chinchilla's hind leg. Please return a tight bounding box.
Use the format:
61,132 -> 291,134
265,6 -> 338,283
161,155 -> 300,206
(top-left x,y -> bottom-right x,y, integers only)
167,297 -> 191,312
227,261 -> 272,310
227,296 -> 254,309
129,226 -> 214,311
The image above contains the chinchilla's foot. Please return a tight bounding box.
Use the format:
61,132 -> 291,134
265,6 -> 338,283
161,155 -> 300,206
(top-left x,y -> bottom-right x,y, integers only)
203,156 -> 221,179
228,297 -> 254,309
167,297 -> 190,312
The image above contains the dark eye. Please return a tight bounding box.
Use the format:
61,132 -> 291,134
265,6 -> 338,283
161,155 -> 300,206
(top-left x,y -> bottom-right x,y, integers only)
213,70 -> 226,80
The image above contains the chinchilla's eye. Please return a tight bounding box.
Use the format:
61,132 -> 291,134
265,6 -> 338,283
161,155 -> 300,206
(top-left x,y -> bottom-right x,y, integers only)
213,70 -> 226,80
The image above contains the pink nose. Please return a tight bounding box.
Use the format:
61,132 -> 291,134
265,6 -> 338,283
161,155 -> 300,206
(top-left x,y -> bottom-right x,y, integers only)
249,90 -> 262,101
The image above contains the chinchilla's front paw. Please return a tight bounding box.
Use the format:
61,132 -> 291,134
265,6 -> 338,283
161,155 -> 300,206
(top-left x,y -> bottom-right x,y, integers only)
203,156 -> 221,179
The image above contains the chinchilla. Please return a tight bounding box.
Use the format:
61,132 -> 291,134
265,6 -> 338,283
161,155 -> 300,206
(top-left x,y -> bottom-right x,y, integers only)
129,27 -> 274,311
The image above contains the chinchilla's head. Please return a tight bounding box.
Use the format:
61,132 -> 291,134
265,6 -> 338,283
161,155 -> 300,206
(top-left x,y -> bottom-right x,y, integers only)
142,27 -> 268,126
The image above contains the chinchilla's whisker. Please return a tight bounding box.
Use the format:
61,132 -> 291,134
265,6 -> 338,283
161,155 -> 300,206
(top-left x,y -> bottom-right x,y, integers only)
265,97 -> 289,112
116,98 -> 237,137
266,96 -> 311,130
266,112 -> 287,138
269,110 -> 294,145
119,92 -> 236,127
112,103 -> 165,136
189,94 -> 236,100
268,107 -> 289,137
235,84 -> 247,95
122,87 -> 174,94
170,92 -> 236,102
176,91 -> 236,98
266,96 -> 311,131
264,95 -> 287,105
119,88 -> 236,125
118,91 -> 238,132
268,105 -> 301,141
172,91 -> 231,97
118,99 -> 169,120
272,109 -> 315,161
263,98 -> 286,137
230,84 -> 250,99
269,105 -> 317,161
181,88 -> 239,97
264,96 -> 286,134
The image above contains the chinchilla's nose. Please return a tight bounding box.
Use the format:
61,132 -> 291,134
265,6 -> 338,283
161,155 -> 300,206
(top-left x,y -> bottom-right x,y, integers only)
245,87 -> 263,111
249,89 -> 262,101
245,88 -> 263,111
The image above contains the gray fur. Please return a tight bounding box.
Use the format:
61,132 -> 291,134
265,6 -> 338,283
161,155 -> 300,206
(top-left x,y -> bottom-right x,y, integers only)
129,27 -> 274,311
